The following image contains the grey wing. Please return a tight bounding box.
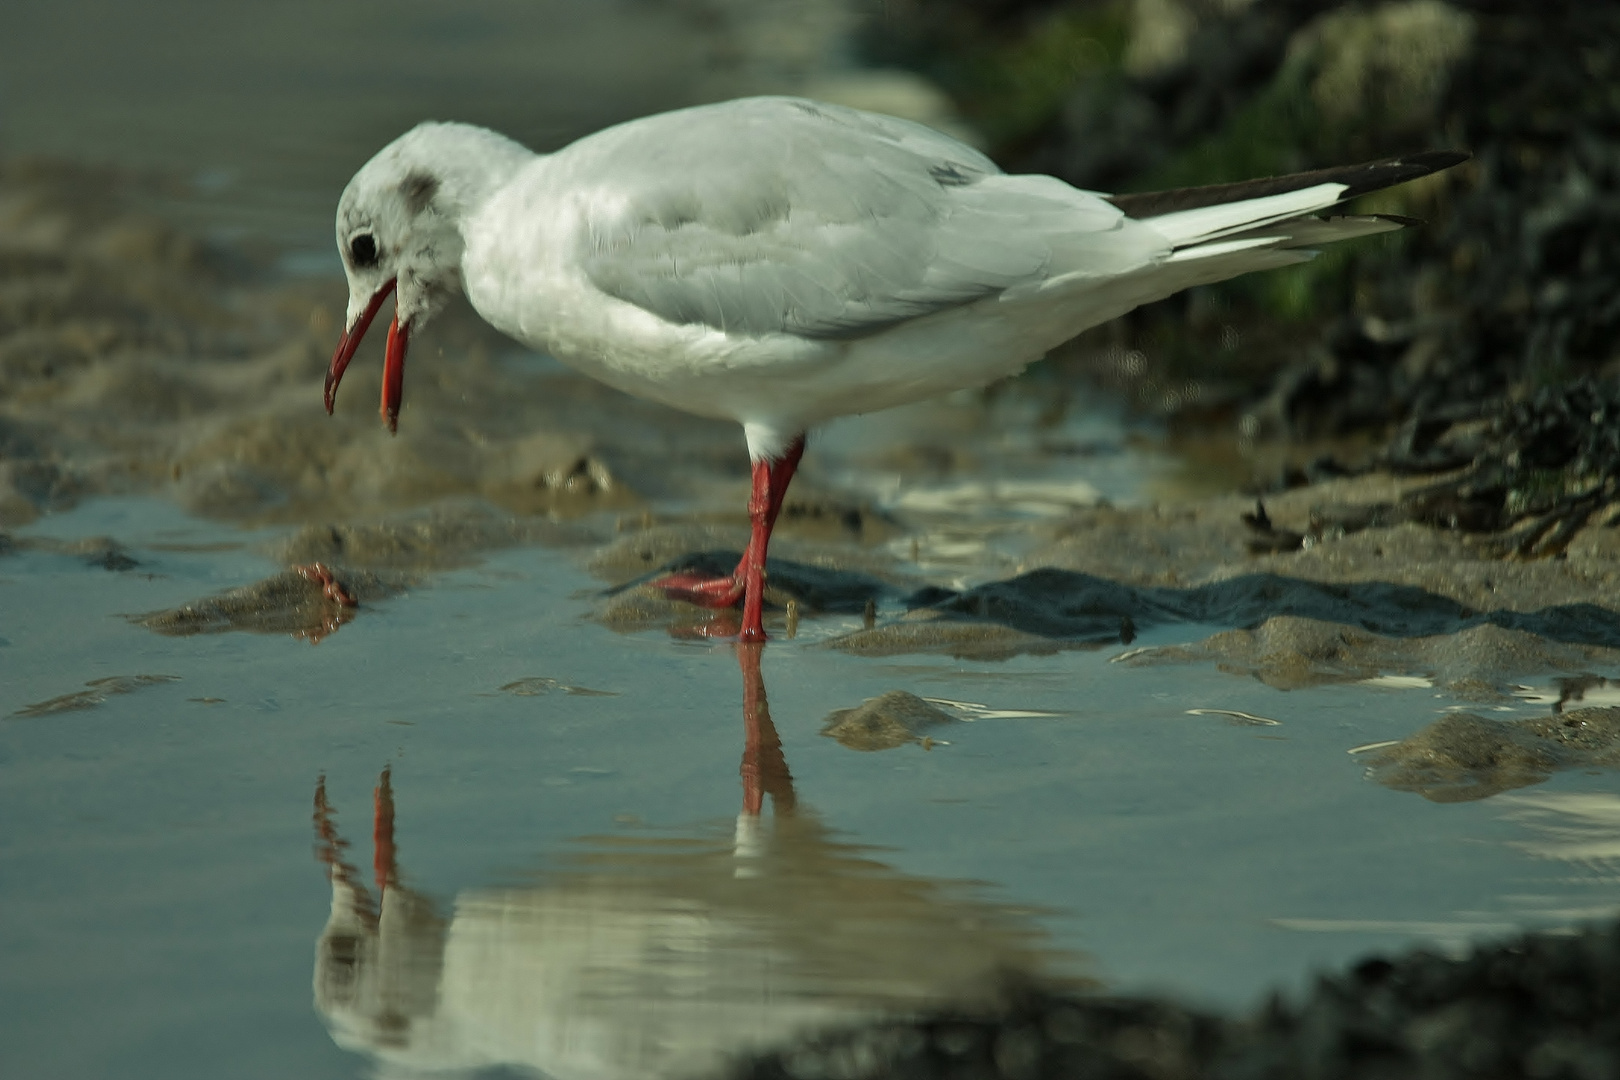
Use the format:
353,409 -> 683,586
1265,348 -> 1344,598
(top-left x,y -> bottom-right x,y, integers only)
572,98 -> 1150,340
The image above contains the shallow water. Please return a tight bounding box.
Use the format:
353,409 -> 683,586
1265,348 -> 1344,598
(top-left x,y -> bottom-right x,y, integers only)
4,496 -> 1618,1078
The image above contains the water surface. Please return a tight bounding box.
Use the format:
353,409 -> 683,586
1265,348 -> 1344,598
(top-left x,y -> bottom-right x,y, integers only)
3,497 -> 1616,1078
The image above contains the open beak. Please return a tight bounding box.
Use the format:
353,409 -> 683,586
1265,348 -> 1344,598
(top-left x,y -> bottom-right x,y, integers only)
325,277 -> 410,433
380,316 -> 410,434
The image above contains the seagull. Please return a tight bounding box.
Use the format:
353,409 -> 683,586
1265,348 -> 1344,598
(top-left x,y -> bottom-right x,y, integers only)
324,95 -> 1466,641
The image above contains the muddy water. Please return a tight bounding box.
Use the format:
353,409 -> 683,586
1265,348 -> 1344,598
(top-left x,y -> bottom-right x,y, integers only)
5,2 -> 1620,1077
4,496 -> 1619,1079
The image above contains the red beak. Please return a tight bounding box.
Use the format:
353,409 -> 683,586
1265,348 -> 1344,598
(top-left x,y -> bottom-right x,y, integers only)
325,278 -> 407,432
380,315 -> 410,434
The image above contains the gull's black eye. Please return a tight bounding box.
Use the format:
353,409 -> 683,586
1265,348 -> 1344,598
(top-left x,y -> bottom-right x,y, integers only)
349,233 -> 378,268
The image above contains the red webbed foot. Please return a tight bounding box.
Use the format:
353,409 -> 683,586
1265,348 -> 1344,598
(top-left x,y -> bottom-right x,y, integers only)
294,562 -> 358,607
648,432 -> 807,642
650,570 -> 746,609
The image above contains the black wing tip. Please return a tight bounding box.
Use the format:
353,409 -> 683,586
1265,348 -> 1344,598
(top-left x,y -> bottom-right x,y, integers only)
1109,149 -> 1472,220
1407,149 -> 1472,171
1338,149 -> 1472,198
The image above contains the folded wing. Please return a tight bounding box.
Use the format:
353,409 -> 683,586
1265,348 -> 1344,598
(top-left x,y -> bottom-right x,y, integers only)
573,98 -> 1160,340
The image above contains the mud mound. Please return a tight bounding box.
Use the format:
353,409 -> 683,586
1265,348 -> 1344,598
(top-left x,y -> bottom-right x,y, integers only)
1123,617 -> 1617,694
1366,706 -> 1620,803
135,566 -> 403,641
821,691 -> 959,751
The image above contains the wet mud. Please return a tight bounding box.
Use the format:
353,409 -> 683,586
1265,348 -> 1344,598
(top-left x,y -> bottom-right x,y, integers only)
824,475 -> 1620,683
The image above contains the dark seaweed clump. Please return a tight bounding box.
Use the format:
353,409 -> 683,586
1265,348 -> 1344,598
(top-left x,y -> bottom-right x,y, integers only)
1380,378 -> 1620,556
1240,378 -> 1620,557
735,917 -> 1620,1080
1252,0 -> 1620,441
859,0 -> 1344,183
865,0 -> 1620,453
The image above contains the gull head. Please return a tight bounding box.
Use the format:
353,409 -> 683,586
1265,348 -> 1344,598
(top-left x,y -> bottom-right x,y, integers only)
324,122 -> 533,431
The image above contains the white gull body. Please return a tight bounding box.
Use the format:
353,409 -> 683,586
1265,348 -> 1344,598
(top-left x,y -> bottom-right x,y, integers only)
332,95 -> 1405,462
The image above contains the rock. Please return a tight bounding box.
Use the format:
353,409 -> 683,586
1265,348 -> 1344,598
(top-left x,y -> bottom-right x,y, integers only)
821,691 -> 957,751
829,616 -> 1066,661
1366,712 -> 1560,802
1366,706 -> 1620,802
135,566 -> 401,640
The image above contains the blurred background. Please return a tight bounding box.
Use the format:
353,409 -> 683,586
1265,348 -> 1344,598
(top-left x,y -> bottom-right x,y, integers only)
1,0 -> 1615,527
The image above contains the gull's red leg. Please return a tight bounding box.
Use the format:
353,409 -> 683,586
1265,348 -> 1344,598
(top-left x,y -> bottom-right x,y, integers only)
652,435 -> 806,638
736,436 -> 804,641
733,436 -> 805,579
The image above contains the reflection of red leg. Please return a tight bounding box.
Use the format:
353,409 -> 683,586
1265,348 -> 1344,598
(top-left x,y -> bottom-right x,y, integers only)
654,436 -> 805,641
737,642 -> 796,817
313,777 -> 348,875
312,775 -> 377,923
373,768 -> 396,899
740,644 -> 766,816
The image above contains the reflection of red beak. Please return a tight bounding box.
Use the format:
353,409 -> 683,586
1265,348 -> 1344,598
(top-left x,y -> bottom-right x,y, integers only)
325,277 -> 410,433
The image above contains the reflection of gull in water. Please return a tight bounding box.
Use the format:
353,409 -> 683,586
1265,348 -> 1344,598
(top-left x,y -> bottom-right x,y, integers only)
1501,792 -> 1620,874
1496,792 -> 1620,926
1273,791 -> 1620,949
313,646 -> 1072,1079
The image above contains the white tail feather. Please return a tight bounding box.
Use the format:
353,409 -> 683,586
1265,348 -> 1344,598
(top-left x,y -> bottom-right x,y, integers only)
1256,214 -> 1407,248
1142,182 -> 1349,248
1151,212 -> 1409,297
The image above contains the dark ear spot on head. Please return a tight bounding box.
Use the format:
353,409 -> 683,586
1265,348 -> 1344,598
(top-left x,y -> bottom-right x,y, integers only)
400,171 -> 440,215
